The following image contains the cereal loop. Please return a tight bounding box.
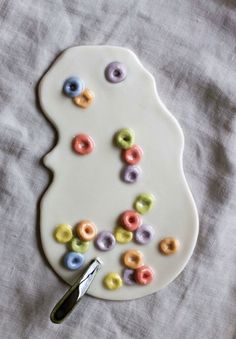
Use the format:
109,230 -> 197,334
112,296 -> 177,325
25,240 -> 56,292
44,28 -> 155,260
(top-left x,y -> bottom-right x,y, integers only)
63,252 -> 85,270
72,134 -> 95,155
76,220 -> 97,241
54,224 -> 73,243
134,193 -> 155,215
123,249 -> 143,269
121,165 -> 142,184
105,62 -> 127,84
134,224 -> 155,245
95,231 -> 116,251
120,210 -> 141,232
63,77 -> 84,98
159,237 -> 180,255
115,128 -> 135,150
135,265 -> 154,285
103,273 -> 123,290
122,145 -> 143,165
73,89 -> 94,108
123,269 -> 136,286
114,226 -> 133,244
69,237 -> 90,253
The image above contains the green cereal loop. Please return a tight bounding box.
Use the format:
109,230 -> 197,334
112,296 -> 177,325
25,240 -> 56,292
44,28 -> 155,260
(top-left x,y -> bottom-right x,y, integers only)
115,128 -> 135,149
69,237 -> 90,253
134,193 -> 155,214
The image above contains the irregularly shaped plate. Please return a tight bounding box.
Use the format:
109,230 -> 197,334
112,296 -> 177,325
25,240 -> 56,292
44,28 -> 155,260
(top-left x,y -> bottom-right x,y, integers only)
39,46 -> 199,300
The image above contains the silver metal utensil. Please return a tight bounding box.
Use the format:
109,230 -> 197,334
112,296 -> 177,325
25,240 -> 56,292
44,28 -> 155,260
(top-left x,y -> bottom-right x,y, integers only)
50,257 -> 103,324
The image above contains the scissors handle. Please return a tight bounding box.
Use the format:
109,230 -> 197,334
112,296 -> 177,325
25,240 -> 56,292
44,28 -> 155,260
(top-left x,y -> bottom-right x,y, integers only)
50,257 -> 102,324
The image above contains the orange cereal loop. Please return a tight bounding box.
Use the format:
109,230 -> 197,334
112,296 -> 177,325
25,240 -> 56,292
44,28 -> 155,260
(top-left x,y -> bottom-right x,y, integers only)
76,220 -> 97,241
123,249 -> 143,269
73,89 -> 94,108
159,237 -> 180,255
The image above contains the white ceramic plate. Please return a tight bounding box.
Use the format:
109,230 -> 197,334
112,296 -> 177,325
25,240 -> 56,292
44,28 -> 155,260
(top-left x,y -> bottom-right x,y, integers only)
39,46 -> 199,300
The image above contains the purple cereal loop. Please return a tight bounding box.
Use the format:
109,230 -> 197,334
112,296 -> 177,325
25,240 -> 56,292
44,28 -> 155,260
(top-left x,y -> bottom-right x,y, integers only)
134,224 -> 155,245
105,62 -> 127,83
95,231 -> 116,251
121,165 -> 142,184
123,269 -> 136,286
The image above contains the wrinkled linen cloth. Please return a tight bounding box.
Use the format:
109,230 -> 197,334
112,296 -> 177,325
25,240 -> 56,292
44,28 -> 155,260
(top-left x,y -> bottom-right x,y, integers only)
0,0 -> 235,338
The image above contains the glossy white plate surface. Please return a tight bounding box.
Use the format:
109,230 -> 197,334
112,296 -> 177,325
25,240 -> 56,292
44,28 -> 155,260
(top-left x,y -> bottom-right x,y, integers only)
39,46 -> 198,300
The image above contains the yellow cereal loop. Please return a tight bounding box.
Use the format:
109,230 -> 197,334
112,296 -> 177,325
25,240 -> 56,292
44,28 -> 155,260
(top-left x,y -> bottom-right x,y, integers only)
54,224 -> 73,243
114,226 -> 133,244
103,273 -> 123,290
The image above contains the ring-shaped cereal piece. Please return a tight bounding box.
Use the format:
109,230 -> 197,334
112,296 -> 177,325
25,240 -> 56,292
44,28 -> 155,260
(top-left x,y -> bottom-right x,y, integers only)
123,249 -> 143,269
95,231 -> 116,251
76,220 -> 97,241
114,226 -> 133,244
105,62 -> 127,83
103,272 -> 123,290
123,268 -> 136,286
72,134 -> 95,155
134,193 -> 155,215
63,76 -> 84,98
134,224 -> 155,245
54,224 -> 73,243
114,128 -> 135,150
69,237 -> 90,253
135,265 -> 154,285
121,165 -> 142,184
120,210 -> 141,231
63,252 -> 85,270
73,89 -> 94,108
122,145 -> 143,165
159,237 -> 180,255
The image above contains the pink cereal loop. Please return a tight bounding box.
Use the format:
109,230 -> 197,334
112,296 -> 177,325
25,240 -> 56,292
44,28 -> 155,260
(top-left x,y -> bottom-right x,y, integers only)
72,134 -> 95,155
122,145 -> 143,165
135,265 -> 154,285
120,210 -> 141,231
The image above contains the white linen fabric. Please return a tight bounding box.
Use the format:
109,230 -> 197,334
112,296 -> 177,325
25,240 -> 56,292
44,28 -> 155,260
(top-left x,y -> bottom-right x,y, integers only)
0,0 -> 235,338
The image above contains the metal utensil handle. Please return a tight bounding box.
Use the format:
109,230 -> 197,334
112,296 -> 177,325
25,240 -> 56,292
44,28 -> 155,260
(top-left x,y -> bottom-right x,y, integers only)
50,257 -> 102,324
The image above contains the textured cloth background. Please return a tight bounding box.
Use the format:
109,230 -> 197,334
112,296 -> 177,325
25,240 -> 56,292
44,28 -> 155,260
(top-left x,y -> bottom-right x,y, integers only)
0,0 -> 236,338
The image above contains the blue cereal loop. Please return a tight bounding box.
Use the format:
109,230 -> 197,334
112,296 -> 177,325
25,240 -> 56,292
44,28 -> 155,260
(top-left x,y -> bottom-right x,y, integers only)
63,252 -> 85,270
63,76 -> 84,98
